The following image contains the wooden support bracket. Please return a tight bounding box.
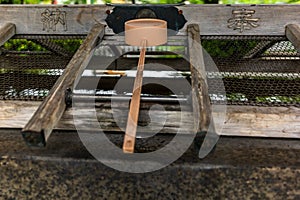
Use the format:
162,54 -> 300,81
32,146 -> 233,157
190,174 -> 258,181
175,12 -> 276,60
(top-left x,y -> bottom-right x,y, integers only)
22,23 -> 105,147
286,24 -> 300,52
0,23 -> 16,47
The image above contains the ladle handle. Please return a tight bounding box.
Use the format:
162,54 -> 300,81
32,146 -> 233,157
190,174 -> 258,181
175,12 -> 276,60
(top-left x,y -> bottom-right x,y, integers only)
123,39 -> 147,153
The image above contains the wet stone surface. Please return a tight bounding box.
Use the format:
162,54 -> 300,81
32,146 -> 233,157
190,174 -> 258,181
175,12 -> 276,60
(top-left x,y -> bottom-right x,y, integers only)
0,129 -> 299,199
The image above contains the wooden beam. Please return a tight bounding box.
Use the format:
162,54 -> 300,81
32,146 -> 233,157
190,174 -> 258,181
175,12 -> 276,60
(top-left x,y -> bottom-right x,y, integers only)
40,105 -> 300,138
180,5 -> 289,36
187,24 -> 212,133
0,5 -> 112,35
220,106 -> 300,138
1,101 -> 299,138
286,24 -> 300,52
0,23 -> 15,47
0,5 -> 300,36
21,23 -> 105,147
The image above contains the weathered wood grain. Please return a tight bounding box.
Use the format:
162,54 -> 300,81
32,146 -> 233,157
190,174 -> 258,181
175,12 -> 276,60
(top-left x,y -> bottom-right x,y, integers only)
0,5 -> 112,35
0,101 -> 40,128
187,24 -> 212,133
1,101 -> 299,138
63,103 -> 194,134
220,106 -> 300,138
181,4 -> 300,36
21,23 -> 105,147
0,5 -> 300,36
286,24 -> 300,52
0,23 -> 15,47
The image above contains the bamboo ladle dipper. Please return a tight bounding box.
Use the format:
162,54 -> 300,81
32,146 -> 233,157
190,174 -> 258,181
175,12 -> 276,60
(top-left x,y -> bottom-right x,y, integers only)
123,19 -> 167,153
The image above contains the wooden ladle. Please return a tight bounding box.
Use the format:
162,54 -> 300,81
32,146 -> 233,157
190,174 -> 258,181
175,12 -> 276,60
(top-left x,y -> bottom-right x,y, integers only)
123,19 -> 167,153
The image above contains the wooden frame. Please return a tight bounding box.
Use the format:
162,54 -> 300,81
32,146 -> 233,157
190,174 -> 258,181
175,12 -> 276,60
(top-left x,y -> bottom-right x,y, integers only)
0,5 -> 300,36
0,4 -> 299,142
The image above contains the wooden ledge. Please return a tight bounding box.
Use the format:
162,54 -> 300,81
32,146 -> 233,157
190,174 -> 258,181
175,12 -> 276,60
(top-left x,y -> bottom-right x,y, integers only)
0,100 -> 299,139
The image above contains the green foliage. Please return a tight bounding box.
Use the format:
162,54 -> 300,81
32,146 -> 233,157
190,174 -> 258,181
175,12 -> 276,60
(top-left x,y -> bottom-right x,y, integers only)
24,0 -> 44,3
0,0 -> 19,3
1,0 -> 300,4
226,93 -> 248,101
3,39 -> 45,51
221,0 -> 298,3
0,0 -> 48,3
51,39 -> 83,53
0,0 -> 12,3
256,95 -> 300,103
63,0 -> 86,3
288,0 -> 300,3
105,0 -> 300,4
202,40 -> 258,58
226,93 -> 300,103
189,0 -> 204,3
3,39 -> 82,53
139,0 -> 183,4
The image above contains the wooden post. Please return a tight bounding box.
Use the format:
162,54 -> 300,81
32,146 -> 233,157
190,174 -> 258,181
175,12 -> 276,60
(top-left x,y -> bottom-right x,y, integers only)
22,23 -> 105,147
187,24 -> 212,133
187,24 -> 218,159
286,24 -> 300,52
0,23 -> 16,47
